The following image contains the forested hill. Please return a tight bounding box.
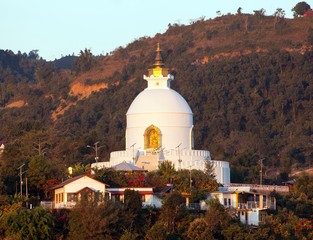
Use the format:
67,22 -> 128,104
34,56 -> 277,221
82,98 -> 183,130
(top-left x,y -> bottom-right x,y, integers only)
1,13 -> 313,186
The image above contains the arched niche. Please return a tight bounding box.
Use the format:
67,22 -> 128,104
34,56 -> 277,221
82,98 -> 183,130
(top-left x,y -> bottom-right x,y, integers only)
144,125 -> 162,150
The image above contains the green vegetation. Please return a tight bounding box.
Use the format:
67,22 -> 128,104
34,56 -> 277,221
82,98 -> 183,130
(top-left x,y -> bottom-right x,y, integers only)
0,174 -> 312,239
73,48 -> 96,73
292,1 -> 311,17
0,9 -> 313,239
1,14 -> 313,183
0,205 -> 55,240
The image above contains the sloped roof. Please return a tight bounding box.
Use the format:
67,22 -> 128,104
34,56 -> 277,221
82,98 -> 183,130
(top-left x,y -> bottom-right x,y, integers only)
51,174 -> 108,190
160,185 -> 173,194
106,187 -> 154,195
74,186 -> 98,193
112,162 -> 145,171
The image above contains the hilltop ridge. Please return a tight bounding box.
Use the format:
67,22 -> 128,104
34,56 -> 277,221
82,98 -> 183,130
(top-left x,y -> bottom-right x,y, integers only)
1,13 -> 313,184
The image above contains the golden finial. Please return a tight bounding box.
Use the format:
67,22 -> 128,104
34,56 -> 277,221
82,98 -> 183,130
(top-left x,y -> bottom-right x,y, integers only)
154,43 -> 164,68
148,43 -> 168,77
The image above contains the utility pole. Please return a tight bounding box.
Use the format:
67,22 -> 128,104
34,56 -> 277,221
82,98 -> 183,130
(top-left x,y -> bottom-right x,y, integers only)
130,143 -> 136,164
26,177 -> 29,208
189,165 -> 192,189
17,163 -> 26,199
25,177 -> 28,197
87,141 -> 101,162
260,158 -> 265,185
176,143 -> 182,170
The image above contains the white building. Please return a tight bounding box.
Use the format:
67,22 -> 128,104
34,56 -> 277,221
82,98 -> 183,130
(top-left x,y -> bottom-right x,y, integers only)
107,187 -> 162,208
41,175 -> 162,210
93,44 -> 230,184
210,185 -> 278,225
50,175 -> 109,209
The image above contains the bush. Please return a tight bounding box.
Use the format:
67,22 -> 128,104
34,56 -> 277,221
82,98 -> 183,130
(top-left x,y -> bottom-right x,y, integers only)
0,206 -> 55,240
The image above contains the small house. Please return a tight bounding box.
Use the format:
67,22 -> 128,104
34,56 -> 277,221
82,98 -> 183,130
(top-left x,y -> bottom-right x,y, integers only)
51,175 -> 109,209
210,185 -> 277,225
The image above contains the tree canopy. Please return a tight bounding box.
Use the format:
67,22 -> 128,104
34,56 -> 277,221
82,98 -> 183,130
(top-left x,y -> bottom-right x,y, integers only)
292,1 -> 311,17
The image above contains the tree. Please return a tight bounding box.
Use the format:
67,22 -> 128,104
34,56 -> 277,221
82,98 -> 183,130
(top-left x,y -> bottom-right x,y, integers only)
123,189 -> 145,236
0,180 -> 6,195
125,172 -> 145,187
28,50 -> 40,60
27,155 -> 51,196
41,178 -> 58,198
73,48 -> 95,73
230,151 -> 261,183
292,1 -> 311,17
253,8 -> 266,17
237,7 -> 242,15
187,218 -> 212,240
145,171 -> 168,190
263,209 -> 313,239
159,191 -> 186,233
120,229 -> 139,240
205,160 -> 216,178
124,189 -> 142,214
68,197 -> 124,240
295,174 -> 313,199
274,8 -> 286,18
159,160 -> 175,179
145,222 -> 167,240
274,8 -> 286,31
307,27 -> 313,45
204,198 -> 231,239
70,163 -> 90,177
0,206 -> 55,240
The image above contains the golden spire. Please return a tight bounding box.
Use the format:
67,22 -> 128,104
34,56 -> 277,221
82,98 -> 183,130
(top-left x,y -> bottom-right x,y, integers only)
148,43 -> 168,77
154,43 -> 164,68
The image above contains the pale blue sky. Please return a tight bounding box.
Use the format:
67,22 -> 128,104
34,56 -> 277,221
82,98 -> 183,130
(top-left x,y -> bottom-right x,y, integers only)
1,0 -> 303,60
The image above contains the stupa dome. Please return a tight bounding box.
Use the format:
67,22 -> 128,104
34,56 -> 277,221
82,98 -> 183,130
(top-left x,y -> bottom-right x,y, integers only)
127,88 -> 192,115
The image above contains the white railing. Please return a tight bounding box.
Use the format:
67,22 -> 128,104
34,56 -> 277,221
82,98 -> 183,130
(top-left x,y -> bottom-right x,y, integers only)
110,150 -> 133,158
164,149 -> 211,159
228,183 -> 289,193
40,201 -> 53,209
186,203 -> 201,210
238,200 -> 275,210
54,201 -> 77,209
111,149 -> 212,160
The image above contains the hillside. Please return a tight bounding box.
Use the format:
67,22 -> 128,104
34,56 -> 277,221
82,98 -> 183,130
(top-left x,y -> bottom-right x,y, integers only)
1,13 -> 313,190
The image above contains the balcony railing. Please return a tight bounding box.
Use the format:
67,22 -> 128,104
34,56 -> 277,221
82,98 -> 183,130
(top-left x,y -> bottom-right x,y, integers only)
40,201 -> 77,209
238,200 -> 275,210
40,201 -> 53,209
186,203 -> 201,210
228,183 -> 289,193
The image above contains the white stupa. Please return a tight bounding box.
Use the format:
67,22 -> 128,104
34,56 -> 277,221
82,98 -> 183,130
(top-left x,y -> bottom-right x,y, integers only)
92,44 -> 230,184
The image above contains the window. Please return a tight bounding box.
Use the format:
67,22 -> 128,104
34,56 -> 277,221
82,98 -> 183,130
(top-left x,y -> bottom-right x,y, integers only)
224,198 -> 227,206
67,193 -> 77,202
228,198 -> 231,206
104,192 -> 110,201
56,193 -> 63,203
259,211 -> 266,223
